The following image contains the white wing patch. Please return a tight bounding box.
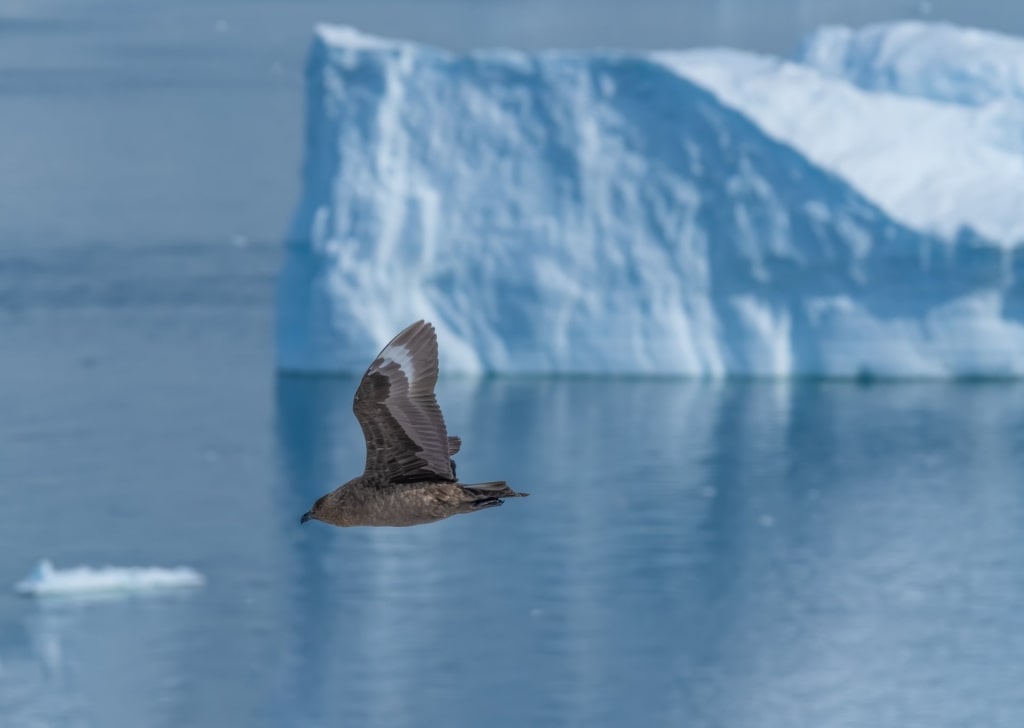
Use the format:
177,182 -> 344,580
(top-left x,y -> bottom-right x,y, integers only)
381,343 -> 416,384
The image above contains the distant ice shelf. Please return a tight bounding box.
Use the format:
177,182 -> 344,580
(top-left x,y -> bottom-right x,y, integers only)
662,47 -> 1024,245
14,560 -> 206,598
797,21 -> 1024,107
276,24 -> 1024,377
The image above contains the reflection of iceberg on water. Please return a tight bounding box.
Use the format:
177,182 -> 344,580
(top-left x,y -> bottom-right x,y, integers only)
13,560 -> 205,598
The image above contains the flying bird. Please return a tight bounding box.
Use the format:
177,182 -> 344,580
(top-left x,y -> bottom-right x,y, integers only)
300,320 -> 528,527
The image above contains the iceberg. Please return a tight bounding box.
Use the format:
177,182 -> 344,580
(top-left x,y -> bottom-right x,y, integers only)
14,560 -> 205,598
796,21 -> 1024,107
277,26 -> 1024,377
662,47 -> 1024,244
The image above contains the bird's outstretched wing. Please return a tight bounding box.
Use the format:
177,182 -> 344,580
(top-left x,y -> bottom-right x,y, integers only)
353,321 -> 457,484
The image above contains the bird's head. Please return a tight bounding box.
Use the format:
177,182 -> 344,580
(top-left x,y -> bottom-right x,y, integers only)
300,495 -> 328,525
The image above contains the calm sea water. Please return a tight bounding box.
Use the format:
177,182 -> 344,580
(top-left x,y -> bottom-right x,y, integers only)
2,241 -> 1024,727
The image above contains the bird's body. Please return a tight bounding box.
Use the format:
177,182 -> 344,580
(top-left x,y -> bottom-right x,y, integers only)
301,320 -> 527,528
308,476 -> 518,528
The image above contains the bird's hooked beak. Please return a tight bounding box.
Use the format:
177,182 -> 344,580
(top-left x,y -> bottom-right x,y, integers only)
300,511 -> 313,525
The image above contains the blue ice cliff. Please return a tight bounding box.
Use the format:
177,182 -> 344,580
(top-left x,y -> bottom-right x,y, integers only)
277,24 -> 1024,377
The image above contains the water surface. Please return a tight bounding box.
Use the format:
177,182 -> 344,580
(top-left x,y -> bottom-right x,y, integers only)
2,242 -> 1024,727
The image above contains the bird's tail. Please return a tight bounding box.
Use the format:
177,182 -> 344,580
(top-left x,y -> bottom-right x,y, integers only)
461,481 -> 530,501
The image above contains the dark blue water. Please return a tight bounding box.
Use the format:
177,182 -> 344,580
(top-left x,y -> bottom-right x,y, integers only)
2,242 -> 1024,727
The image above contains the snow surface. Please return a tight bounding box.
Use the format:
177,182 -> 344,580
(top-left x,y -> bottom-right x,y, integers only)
14,560 -> 205,598
662,48 -> 1024,244
797,21 -> 1024,107
277,25 -> 1024,377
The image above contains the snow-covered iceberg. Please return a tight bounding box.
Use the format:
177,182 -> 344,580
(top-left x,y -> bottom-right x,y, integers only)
14,560 -> 205,598
797,21 -> 1024,107
277,25 -> 1024,377
662,47 -> 1024,244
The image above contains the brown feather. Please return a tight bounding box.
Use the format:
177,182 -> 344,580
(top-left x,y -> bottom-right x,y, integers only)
353,321 -> 455,483
302,320 -> 528,528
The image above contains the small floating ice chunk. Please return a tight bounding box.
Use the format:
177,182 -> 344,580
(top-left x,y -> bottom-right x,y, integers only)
14,560 -> 205,598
